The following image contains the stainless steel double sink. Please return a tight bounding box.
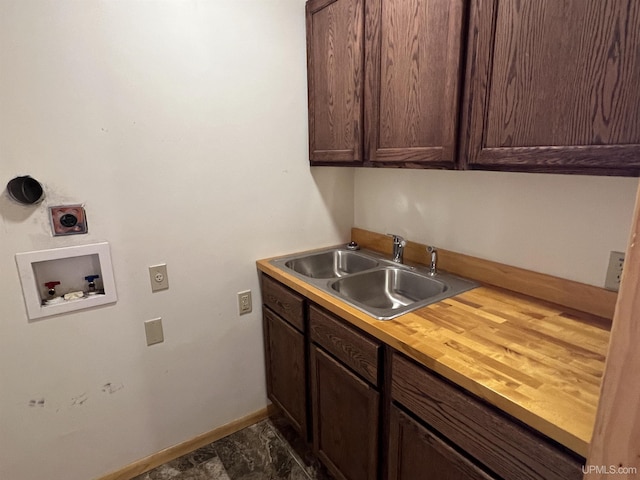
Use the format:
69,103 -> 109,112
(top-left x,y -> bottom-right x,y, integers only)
270,247 -> 479,320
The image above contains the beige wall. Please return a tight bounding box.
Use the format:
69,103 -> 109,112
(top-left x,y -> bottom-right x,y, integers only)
0,2 -> 352,479
354,168 -> 637,287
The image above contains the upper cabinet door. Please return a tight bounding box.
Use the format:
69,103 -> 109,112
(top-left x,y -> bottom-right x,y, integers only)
461,0 -> 640,175
306,0 -> 365,165
365,0 -> 466,167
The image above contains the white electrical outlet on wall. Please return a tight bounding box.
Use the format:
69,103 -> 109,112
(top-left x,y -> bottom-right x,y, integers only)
149,264 -> 169,292
605,251 -> 625,291
238,290 -> 252,315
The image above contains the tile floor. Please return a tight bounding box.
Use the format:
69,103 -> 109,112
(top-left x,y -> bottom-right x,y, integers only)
133,415 -> 333,480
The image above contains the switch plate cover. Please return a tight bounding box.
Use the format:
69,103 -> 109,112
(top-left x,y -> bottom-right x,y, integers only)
145,318 -> 164,345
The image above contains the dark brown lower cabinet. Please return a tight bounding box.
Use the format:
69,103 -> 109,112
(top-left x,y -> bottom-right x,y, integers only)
391,353 -> 583,480
388,406 -> 496,480
261,275 -> 583,480
310,345 -> 379,480
263,307 -> 307,438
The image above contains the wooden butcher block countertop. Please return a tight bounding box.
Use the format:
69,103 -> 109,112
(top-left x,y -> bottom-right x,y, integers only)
256,230 -> 614,459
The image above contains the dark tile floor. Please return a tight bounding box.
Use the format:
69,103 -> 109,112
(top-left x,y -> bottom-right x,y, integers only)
133,415 -> 333,480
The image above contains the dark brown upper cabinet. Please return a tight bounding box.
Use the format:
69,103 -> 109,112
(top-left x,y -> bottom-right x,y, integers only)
460,0 -> 640,176
306,0 -> 466,168
365,0 -> 466,167
306,0 -> 365,165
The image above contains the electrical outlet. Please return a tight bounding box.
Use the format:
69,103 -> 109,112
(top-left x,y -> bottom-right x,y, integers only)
144,318 -> 164,345
604,251 -> 625,291
238,290 -> 252,315
149,264 -> 169,292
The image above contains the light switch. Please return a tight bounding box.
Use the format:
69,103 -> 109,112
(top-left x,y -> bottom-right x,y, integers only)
144,318 -> 164,346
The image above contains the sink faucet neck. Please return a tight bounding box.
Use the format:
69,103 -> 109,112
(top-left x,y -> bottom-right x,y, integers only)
387,234 -> 406,263
427,246 -> 438,276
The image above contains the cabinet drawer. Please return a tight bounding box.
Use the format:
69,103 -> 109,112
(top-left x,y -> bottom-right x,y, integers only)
309,305 -> 380,385
391,354 -> 583,480
261,274 -> 305,331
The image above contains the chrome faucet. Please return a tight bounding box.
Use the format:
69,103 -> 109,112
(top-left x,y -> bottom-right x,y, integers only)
427,246 -> 438,276
387,234 -> 407,263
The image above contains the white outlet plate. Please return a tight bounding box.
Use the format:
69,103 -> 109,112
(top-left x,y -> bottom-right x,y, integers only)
238,290 -> 252,315
144,318 -> 164,345
149,264 -> 169,292
605,251 -> 625,291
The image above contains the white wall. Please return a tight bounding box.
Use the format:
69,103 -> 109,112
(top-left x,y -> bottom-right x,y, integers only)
354,168 -> 638,287
2,2 -> 638,479
0,2 -> 352,479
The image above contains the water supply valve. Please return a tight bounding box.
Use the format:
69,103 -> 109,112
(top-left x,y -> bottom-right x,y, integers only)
44,281 -> 61,297
85,275 -> 100,293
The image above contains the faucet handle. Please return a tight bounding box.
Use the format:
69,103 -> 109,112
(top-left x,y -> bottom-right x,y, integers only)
387,234 -> 407,263
386,233 -> 406,246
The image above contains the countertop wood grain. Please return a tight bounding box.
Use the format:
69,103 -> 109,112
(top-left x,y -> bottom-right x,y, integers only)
257,251 -> 610,458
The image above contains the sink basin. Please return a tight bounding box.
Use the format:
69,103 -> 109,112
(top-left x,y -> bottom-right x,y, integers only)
330,267 -> 447,310
271,246 -> 478,320
284,250 -> 378,279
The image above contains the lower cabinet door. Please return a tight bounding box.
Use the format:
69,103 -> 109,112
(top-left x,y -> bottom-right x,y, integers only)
310,345 -> 379,480
263,307 -> 307,438
388,406 -> 496,480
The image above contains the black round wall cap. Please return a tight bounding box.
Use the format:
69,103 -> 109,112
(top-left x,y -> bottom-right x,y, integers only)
7,176 -> 45,205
